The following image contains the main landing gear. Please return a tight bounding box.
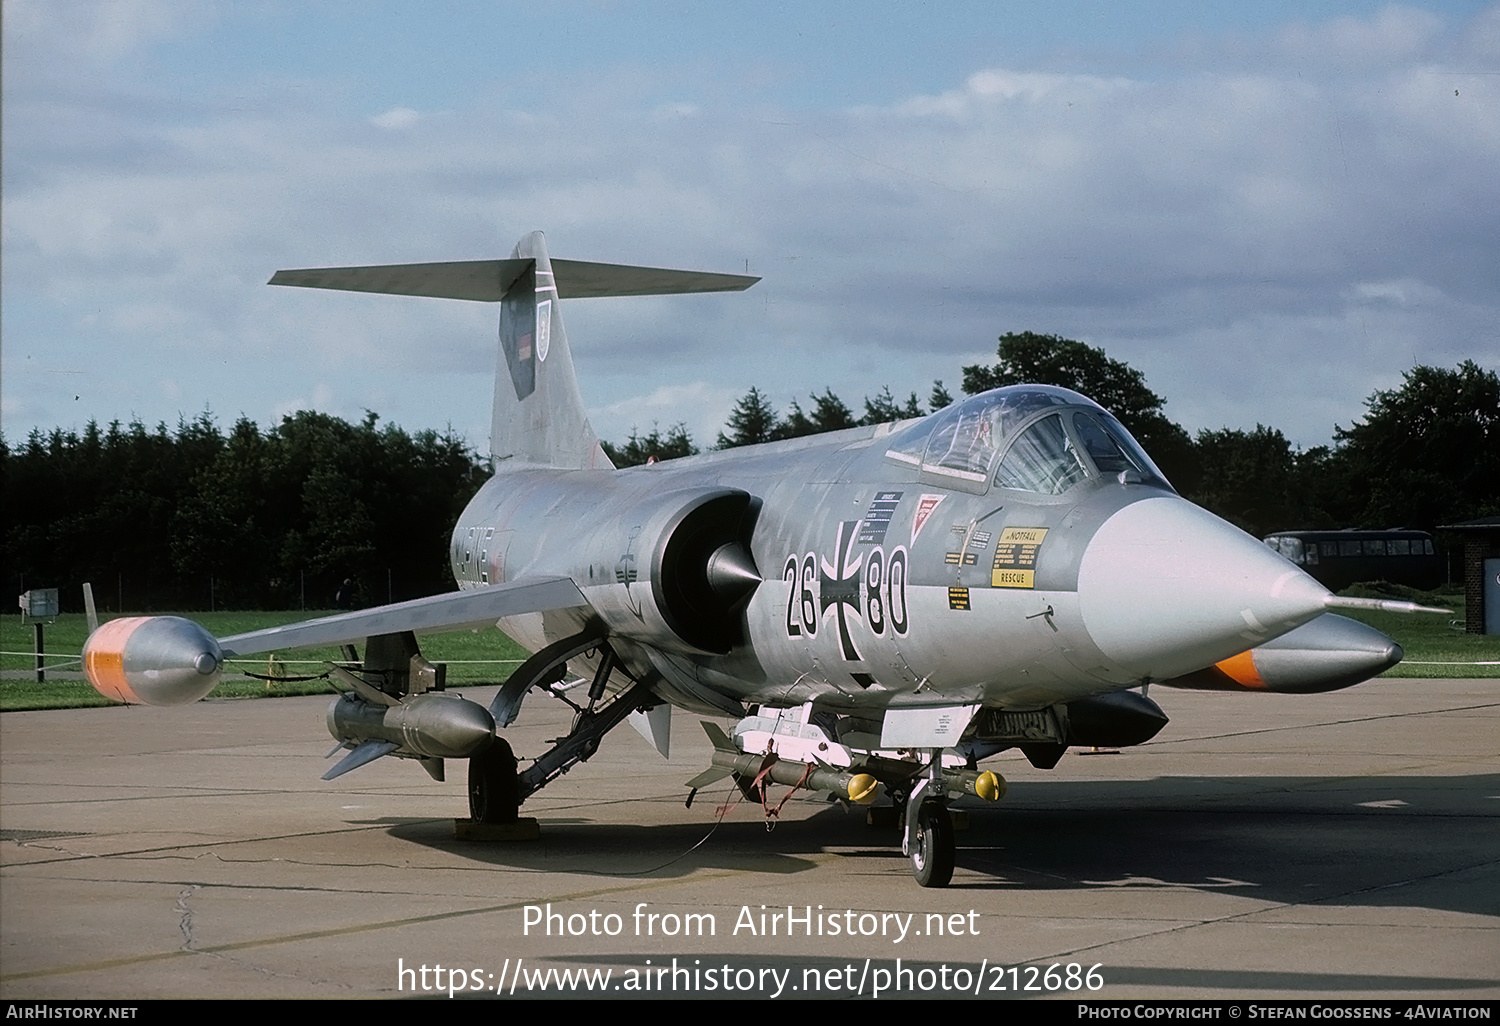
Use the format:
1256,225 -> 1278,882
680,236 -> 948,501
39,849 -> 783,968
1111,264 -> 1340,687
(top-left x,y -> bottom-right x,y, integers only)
468,737 -> 519,824
467,631 -> 655,826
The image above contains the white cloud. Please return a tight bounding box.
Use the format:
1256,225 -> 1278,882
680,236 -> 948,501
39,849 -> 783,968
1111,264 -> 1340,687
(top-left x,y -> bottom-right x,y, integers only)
1275,5 -> 1445,65
1351,280 -> 1444,307
1463,3 -> 1500,58
370,107 -> 422,130
271,383 -> 337,424
595,381 -> 742,450
651,102 -> 700,119
3,4 -> 1496,455
4,0 -> 207,62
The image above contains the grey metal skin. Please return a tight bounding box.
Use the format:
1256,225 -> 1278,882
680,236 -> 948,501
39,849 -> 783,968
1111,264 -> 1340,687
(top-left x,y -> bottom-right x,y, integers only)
259,229 -> 1369,727
1159,613 -> 1404,694
326,692 -> 495,760
82,615 -> 223,706
124,618 -> 223,703
449,393 -> 1341,723
82,230 -> 1417,889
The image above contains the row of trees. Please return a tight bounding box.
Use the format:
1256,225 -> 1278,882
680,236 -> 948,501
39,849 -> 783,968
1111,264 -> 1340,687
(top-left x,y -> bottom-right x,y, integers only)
3,412 -> 489,612
4,333 -> 1494,611
611,332 -> 1499,543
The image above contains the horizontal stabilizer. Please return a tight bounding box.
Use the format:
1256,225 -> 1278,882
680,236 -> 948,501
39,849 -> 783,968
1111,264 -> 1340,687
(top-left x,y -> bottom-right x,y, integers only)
323,739 -> 399,780
269,258 -> 758,302
552,259 -> 759,298
219,576 -> 589,656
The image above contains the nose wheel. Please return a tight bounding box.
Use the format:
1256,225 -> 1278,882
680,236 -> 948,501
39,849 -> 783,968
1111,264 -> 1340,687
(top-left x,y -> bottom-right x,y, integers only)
902,753 -> 957,887
909,799 -> 955,888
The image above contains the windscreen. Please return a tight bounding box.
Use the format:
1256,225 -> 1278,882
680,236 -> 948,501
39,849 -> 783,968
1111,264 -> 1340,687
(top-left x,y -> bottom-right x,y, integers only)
993,413 -> 1089,495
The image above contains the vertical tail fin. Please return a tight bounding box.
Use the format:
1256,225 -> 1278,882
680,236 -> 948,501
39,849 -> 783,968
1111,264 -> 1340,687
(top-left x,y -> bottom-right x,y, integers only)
493,231 -> 610,470
268,233 -> 758,471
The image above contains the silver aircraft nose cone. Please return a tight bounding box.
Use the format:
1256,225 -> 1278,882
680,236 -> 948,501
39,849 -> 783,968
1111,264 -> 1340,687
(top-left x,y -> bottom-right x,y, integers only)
1078,496 -> 1330,679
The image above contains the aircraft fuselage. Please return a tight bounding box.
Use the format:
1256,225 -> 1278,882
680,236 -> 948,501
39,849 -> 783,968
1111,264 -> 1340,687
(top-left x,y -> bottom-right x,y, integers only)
451,391 -> 1332,719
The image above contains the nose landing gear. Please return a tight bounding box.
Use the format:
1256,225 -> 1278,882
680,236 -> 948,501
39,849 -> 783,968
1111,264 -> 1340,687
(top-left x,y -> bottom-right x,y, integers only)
902,753 -> 956,887
909,799 -> 955,888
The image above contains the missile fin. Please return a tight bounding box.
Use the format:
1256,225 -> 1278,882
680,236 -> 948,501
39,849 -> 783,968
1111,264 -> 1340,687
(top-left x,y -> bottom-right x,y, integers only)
700,720 -> 736,753
685,766 -> 733,789
322,739 -> 399,781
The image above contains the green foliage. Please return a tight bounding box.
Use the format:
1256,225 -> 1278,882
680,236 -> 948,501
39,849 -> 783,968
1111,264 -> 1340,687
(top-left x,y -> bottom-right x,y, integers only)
1190,425 -> 1308,538
769,388 -> 860,440
9,340 -> 1492,622
861,387 -> 923,425
963,332 -> 1156,415
649,341 -> 1486,544
2,412 -> 489,611
709,383 -> 926,448
963,331 -> 1198,489
716,387 -> 778,448
1332,361 -> 1500,530
601,424 -> 697,467
806,389 -> 858,434
929,380 -> 954,411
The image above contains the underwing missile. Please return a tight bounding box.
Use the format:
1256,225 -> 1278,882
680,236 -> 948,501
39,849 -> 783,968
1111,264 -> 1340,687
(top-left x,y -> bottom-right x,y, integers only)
942,766 -> 1007,801
699,747 -> 880,803
326,692 -> 495,761
694,746 -> 1005,804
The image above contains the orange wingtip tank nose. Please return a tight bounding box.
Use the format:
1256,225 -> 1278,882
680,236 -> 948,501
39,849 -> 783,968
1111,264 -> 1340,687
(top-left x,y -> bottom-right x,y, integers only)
1153,649 -> 1268,691
1214,649 -> 1268,690
83,616 -> 224,706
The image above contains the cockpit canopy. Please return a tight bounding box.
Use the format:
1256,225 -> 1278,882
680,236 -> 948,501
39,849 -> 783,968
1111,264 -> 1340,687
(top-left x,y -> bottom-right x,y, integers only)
884,385 -> 1171,496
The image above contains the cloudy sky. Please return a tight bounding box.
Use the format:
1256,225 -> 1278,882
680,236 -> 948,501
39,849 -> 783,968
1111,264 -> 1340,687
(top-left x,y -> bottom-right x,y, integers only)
4,1 -> 1497,458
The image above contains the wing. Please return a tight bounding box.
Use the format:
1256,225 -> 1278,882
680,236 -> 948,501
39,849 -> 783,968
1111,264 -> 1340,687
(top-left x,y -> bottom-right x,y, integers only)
217,576 -> 589,657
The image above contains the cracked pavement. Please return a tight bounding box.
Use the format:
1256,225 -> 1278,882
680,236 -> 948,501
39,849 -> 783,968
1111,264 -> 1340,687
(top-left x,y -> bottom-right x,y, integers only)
1,681 -> 1496,999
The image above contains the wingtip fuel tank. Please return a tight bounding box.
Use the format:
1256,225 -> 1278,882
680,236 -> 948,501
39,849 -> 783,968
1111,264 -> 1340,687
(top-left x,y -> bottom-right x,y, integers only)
83,616 -> 224,705
1161,613 -> 1404,693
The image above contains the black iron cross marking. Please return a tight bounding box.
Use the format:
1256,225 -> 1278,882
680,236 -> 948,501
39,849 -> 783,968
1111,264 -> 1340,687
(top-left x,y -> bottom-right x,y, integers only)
819,520 -> 864,661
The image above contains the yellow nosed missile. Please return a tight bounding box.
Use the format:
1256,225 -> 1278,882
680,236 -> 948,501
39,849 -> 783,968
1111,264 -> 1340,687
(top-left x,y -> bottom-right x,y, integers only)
847,773 -> 879,804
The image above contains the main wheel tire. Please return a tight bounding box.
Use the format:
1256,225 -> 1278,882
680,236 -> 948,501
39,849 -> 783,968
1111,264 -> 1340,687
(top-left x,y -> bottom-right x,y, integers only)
910,800 -> 954,888
468,737 -> 519,824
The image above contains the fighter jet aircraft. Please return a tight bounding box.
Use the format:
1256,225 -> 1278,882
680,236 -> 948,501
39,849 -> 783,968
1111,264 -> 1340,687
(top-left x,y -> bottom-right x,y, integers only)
82,231 -> 1442,887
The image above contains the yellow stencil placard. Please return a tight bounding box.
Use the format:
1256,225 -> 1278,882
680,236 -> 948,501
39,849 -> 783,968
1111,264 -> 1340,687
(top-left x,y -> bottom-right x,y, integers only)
992,527 -> 1048,588
999,527 -> 1048,543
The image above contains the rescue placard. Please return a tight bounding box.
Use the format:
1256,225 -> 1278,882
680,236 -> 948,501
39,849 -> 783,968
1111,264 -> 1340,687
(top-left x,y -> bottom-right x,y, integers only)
992,527 -> 1049,588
